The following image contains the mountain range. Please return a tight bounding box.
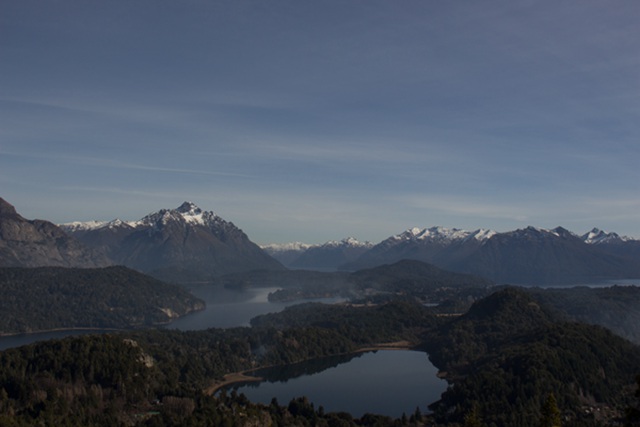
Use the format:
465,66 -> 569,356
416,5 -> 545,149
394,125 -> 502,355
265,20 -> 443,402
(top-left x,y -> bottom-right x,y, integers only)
262,237 -> 373,271
2,196 -> 639,285
268,225 -> 640,285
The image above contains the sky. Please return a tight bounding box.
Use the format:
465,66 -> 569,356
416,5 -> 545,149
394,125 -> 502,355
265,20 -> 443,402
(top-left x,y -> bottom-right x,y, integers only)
1,1 -> 639,244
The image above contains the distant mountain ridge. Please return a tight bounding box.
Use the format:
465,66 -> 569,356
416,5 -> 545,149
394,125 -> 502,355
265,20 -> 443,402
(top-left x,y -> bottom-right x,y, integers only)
341,225 -> 640,285
581,227 -> 631,244
262,237 -> 373,271
61,201 -> 284,282
4,195 -> 639,285
268,225 -> 640,285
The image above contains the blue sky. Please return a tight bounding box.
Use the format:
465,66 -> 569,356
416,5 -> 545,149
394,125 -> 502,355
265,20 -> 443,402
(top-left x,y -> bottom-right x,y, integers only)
1,1 -> 639,244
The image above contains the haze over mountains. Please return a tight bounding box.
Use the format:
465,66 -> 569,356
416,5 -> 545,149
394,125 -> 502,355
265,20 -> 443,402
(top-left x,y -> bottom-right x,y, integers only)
267,225 -> 640,285
2,197 -> 640,285
263,237 -> 374,271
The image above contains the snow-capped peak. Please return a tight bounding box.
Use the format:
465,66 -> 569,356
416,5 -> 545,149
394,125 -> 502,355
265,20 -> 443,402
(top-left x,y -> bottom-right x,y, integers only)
176,201 -> 202,216
137,202 -> 222,229
103,218 -> 135,229
581,228 -> 629,244
468,228 -> 498,241
323,237 -> 373,248
260,242 -> 313,252
60,220 -> 107,232
396,226 -> 471,243
175,202 -> 207,225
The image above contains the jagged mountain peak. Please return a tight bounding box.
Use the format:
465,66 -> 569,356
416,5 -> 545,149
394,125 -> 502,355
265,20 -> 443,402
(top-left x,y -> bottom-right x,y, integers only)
581,227 -> 628,244
395,226 -> 475,243
60,201 -> 282,280
323,237 -> 373,248
138,202 -> 222,229
467,228 -> 498,241
261,242 -> 313,252
506,226 -> 564,239
176,201 -> 203,216
390,226 -> 498,243
104,218 -> 134,229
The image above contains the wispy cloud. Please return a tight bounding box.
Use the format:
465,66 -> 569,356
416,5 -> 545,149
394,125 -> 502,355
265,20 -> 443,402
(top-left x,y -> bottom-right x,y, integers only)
0,150 -> 254,178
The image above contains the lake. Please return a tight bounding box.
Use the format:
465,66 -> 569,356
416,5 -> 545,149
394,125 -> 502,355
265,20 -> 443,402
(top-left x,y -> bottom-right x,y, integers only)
226,349 -> 448,418
165,285 -> 343,330
0,284 -> 450,418
0,285 -> 343,350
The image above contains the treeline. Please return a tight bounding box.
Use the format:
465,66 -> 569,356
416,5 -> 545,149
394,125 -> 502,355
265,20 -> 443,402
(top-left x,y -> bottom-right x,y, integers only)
0,266 -> 204,334
250,300 -> 439,345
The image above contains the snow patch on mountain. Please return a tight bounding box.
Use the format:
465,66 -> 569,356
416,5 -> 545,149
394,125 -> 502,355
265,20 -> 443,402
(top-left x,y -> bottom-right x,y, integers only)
393,226 -> 496,243
261,242 -> 314,253
262,237 -> 373,253
322,237 -> 373,248
467,228 -> 498,241
582,228 -> 630,244
60,220 -> 107,232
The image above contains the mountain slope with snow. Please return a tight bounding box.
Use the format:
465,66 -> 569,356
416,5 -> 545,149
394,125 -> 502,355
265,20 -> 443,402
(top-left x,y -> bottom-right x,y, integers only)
289,237 -> 374,271
64,202 -> 284,282
341,225 -> 640,285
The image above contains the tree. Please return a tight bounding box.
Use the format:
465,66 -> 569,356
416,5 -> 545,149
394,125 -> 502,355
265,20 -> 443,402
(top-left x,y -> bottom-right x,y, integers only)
464,403 -> 483,427
540,393 -> 561,427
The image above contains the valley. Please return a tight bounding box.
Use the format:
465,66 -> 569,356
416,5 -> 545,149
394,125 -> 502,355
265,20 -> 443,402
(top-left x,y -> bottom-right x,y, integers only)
1,197 -> 640,426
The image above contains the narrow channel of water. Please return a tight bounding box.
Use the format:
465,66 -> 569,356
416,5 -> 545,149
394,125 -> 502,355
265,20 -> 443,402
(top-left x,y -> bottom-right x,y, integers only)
0,285 -> 343,350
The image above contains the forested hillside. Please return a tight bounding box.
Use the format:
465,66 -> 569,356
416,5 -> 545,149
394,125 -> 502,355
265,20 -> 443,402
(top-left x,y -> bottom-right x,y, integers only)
424,289 -> 640,425
525,285 -> 640,344
0,266 -> 204,335
1,292 -> 638,426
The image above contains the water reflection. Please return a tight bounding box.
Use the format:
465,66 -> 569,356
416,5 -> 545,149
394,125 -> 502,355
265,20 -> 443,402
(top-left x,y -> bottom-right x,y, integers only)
0,284 -> 344,350
228,350 -> 447,419
246,353 -> 365,383
165,285 -> 344,330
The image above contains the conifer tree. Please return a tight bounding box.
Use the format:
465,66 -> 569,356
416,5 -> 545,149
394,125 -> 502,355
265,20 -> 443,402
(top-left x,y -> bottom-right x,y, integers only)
540,393 -> 562,427
463,403 -> 482,427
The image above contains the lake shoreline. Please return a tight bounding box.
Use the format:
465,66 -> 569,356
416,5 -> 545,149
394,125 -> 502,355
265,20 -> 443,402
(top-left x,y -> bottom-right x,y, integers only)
204,341 -> 418,395
0,326 -> 128,338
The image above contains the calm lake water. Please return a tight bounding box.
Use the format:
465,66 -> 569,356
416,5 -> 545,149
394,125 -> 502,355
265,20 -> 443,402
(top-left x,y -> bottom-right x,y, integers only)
0,285 -> 342,350
166,285 -> 343,330
0,284 -> 449,417
227,349 -> 448,418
